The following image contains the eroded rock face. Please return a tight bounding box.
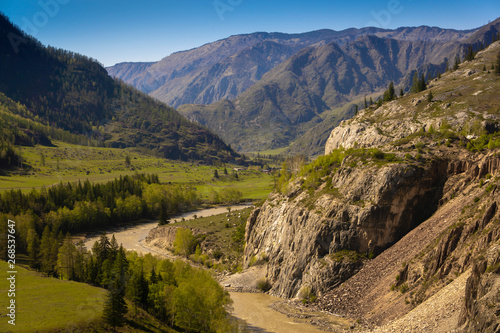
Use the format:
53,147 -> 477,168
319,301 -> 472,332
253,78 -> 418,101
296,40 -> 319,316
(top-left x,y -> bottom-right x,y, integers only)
244,160 -> 447,298
459,246 -> 500,333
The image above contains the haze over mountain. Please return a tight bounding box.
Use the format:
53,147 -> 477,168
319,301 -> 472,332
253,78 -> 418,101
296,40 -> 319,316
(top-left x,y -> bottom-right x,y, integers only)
109,19 -> 500,154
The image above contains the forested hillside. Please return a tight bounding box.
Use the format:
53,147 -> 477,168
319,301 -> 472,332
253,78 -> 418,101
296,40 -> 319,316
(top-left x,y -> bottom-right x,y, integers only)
0,13 -> 239,163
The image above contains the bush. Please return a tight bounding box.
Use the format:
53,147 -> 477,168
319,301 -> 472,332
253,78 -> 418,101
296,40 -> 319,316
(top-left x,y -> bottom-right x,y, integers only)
371,149 -> 385,159
384,153 -> 396,162
219,188 -> 243,204
297,285 -> 316,303
330,250 -> 366,263
212,248 -> 223,260
256,278 -> 272,292
173,228 -> 197,257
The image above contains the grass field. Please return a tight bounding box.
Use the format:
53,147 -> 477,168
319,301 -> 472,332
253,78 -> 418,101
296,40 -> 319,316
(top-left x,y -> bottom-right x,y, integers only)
0,261 -> 176,332
0,260 -> 106,332
0,141 -> 274,201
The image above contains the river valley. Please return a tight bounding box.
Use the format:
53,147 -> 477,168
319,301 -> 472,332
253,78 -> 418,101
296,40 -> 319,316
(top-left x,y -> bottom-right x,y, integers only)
82,205 -> 337,333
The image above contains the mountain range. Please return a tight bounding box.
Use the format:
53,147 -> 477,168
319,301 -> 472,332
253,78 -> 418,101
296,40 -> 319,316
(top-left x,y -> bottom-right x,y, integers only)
108,18 -> 500,155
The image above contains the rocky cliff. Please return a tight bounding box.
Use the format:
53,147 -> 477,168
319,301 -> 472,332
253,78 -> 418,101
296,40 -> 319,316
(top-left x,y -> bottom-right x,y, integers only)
244,157 -> 447,298
242,41 -> 500,331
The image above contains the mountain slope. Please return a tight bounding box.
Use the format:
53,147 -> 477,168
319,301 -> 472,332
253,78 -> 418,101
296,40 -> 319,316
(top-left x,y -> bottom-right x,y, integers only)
242,41 -> 500,331
179,19 -> 500,154
108,25 -> 477,109
178,35 -> 464,152
0,13 -> 238,163
108,29 -> 379,108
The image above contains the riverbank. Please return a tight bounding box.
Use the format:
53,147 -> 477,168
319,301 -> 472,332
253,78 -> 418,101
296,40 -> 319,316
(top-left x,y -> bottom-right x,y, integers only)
81,204 -> 347,333
83,204 -> 251,253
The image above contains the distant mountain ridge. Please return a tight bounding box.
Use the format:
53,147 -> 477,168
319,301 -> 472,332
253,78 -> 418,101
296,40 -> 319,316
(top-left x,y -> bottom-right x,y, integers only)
107,25 -> 476,109
107,20 -> 499,154
178,23 -> 499,153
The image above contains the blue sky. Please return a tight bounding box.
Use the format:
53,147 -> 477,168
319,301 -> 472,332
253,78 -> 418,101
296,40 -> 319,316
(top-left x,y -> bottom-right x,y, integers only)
2,0 -> 499,67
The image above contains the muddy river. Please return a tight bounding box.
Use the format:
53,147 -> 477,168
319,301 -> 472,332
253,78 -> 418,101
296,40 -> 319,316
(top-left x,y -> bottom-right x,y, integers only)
83,204 -> 251,253
83,205 -> 328,333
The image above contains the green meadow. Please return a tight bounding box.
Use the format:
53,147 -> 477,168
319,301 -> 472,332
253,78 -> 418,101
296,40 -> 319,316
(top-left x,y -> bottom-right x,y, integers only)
1,141 -> 274,201
0,260 -> 106,332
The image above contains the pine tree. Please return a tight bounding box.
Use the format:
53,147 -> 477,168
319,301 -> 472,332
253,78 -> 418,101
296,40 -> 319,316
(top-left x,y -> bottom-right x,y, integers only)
103,247 -> 128,329
50,233 -> 61,277
419,73 -> 427,92
125,155 -> 131,168
150,267 -> 158,284
354,104 -> 358,115
369,97 -> 373,105
103,285 -> 128,329
383,81 -> 395,102
427,91 -> 433,103
74,241 -> 87,282
223,167 -> 228,175
400,88 -> 404,97
364,96 -> 368,109
93,234 -> 111,265
40,226 -> 52,274
411,72 -> 420,93
57,235 -> 77,280
27,229 -> 40,270
213,170 -> 219,179
127,266 -> 148,316
465,45 -> 475,61
86,256 -> 99,285
453,55 -> 460,70
109,235 -> 119,262
159,198 -> 169,225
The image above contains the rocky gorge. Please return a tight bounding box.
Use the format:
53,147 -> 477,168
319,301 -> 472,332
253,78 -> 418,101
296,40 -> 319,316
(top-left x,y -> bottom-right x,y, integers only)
241,41 -> 500,331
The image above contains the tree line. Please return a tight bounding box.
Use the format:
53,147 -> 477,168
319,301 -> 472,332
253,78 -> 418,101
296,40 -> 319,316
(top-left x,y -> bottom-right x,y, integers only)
0,173 -> 202,261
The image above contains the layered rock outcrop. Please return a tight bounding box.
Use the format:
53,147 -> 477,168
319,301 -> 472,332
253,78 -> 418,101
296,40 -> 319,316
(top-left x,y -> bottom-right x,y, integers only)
244,158 -> 448,298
